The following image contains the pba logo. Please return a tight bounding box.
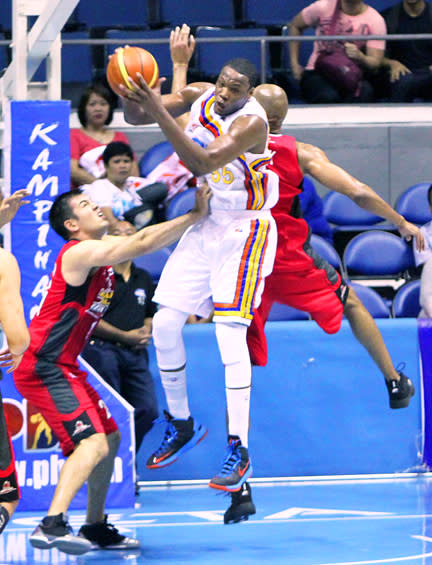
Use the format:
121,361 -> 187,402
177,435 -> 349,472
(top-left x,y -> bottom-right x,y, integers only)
3,398 -> 59,452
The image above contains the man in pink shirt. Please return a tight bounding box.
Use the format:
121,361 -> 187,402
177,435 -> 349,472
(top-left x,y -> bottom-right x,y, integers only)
289,0 -> 386,103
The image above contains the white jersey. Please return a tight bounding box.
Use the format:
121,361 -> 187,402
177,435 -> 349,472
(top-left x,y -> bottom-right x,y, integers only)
185,88 -> 279,212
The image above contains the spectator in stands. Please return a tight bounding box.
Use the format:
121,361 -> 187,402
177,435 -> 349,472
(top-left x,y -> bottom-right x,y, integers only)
82,141 -> 168,231
413,183 -> 432,268
378,0 -> 432,102
420,257 -> 432,316
299,179 -> 334,243
81,220 -> 159,489
289,0 -> 386,103
70,83 -> 139,188
416,184 -> 432,317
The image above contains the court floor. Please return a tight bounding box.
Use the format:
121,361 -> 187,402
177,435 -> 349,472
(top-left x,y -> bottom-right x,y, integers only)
4,474 -> 432,565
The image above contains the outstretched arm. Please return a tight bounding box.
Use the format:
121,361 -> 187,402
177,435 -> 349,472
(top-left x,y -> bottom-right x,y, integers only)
297,141 -> 425,250
61,184 -> 212,286
0,249 -> 30,373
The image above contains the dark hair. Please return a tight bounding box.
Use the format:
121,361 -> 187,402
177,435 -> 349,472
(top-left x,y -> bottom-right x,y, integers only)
102,141 -> 134,166
49,190 -> 82,240
428,184 -> 432,206
77,83 -> 116,127
222,58 -> 259,88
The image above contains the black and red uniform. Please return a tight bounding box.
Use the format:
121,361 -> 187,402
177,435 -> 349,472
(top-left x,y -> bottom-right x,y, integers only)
0,392 -> 20,503
14,240 -> 118,456
247,134 -> 349,366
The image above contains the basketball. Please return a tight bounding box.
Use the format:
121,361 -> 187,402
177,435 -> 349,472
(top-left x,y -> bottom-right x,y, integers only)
106,46 -> 159,97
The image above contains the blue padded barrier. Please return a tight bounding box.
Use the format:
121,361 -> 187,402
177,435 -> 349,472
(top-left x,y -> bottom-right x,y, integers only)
138,319 -> 421,480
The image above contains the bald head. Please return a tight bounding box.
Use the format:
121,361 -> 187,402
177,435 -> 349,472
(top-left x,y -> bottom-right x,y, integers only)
253,84 -> 288,134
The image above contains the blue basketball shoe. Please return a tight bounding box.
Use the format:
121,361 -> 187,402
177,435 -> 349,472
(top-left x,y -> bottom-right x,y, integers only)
209,436 -> 252,492
146,410 -> 208,469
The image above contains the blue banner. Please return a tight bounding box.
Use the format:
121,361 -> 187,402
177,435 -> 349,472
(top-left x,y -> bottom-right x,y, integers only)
2,101 -> 135,510
7,100 -> 69,323
418,318 -> 432,468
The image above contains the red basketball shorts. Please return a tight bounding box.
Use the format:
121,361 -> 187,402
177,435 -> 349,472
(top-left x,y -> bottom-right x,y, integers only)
247,245 -> 349,366
14,357 -> 118,456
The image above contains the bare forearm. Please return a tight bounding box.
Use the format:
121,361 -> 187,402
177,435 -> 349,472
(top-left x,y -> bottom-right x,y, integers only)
352,187 -> 403,225
92,319 -> 126,342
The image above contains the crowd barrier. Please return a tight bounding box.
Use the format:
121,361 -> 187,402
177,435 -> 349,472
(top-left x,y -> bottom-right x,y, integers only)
138,319 -> 423,481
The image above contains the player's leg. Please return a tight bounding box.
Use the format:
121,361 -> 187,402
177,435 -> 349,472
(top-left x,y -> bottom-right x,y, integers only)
343,287 -> 414,408
209,214 -> 277,493
246,279 -> 276,367
75,381 -> 139,550
0,392 -> 20,535
14,363 -> 116,555
147,305 -> 208,468
209,321 -> 253,492
224,481 -> 256,524
147,228 -> 211,468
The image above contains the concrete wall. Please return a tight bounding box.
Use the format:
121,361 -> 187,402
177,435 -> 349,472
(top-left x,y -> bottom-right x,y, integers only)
112,119 -> 432,208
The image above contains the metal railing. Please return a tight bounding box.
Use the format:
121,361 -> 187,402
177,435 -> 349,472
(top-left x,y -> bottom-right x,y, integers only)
2,32 -> 432,85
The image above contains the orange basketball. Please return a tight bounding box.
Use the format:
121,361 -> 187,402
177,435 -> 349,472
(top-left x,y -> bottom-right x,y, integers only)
106,46 -> 159,97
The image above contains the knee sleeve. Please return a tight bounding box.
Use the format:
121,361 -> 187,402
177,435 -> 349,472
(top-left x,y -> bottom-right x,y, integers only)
152,307 -> 188,370
215,322 -> 249,366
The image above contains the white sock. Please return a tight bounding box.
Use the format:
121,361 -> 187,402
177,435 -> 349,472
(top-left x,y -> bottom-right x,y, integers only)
225,361 -> 251,448
160,366 -> 190,420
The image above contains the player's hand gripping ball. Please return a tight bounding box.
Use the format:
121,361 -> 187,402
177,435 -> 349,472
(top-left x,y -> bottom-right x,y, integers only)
107,46 -> 159,97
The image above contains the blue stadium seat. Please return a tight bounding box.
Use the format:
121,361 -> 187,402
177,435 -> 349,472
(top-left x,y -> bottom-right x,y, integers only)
195,27 -> 270,81
0,3 -> 11,32
395,182 -> 432,226
310,234 -> 342,271
159,0 -> 235,28
61,31 -> 93,84
166,189 -> 197,221
343,231 -> 415,278
267,302 -> 310,321
139,141 -> 174,177
348,283 -> 391,319
133,247 -> 171,281
76,0 -> 149,29
105,29 -> 172,81
243,0 -> 310,26
0,32 -> 8,73
392,279 -> 421,318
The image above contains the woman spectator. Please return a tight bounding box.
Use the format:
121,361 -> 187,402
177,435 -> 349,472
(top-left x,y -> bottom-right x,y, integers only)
70,83 -> 139,188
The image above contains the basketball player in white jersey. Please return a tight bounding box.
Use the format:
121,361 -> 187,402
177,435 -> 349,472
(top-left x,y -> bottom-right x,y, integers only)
120,57 -> 278,492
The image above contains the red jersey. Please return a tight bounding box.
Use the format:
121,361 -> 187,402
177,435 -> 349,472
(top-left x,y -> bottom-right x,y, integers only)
268,134 -> 314,273
22,240 -> 115,371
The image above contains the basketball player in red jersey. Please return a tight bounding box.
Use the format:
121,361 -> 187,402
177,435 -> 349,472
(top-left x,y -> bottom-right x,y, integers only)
12,187 -> 210,554
224,83 -> 424,524
0,189 -> 31,535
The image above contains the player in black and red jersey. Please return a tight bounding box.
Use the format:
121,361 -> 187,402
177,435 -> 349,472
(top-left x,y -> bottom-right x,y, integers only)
224,83 -> 424,525
0,190 -> 31,535
11,186 -> 210,554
